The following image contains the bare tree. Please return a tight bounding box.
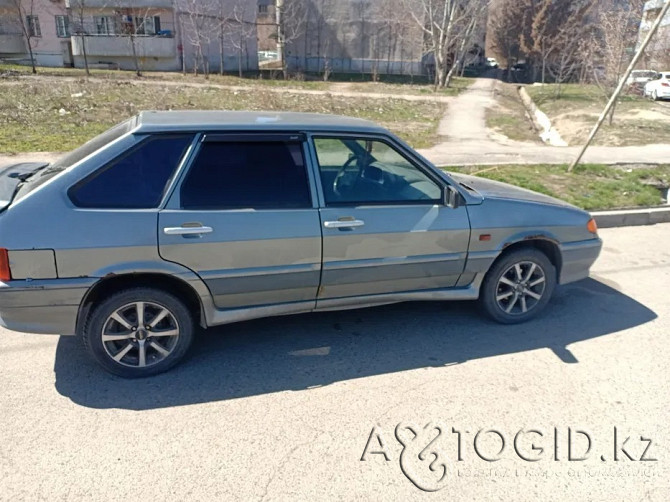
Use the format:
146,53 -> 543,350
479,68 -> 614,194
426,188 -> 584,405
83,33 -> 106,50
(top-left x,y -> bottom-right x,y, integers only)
178,0 -> 218,76
276,0 -> 308,77
227,1 -> 255,77
402,0 -> 485,88
489,0 -> 524,80
7,0 -> 41,73
69,0 -> 91,76
592,0 -> 645,123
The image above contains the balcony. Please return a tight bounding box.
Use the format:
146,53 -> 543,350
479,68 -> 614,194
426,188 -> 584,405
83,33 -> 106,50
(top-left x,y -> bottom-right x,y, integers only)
71,35 -> 175,58
65,0 -> 173,8
0,33 -> 26,54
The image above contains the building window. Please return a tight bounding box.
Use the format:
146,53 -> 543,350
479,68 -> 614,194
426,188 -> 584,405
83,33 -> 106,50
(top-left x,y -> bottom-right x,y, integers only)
94,16 -> 116,35
26,15 -> 41,37
259,5 -> 268,14
133,16 -> 161,35
55,15 -> 70,38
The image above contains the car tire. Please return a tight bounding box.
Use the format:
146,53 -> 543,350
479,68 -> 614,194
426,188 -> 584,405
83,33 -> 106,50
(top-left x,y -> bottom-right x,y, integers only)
653,90 -> 659,101
479,248 -> 556,324
82,288 -> 195,378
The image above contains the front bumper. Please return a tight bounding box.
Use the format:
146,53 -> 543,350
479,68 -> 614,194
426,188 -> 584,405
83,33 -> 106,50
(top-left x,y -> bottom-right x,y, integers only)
559,238 -> 603,285
0,278 -> 96,335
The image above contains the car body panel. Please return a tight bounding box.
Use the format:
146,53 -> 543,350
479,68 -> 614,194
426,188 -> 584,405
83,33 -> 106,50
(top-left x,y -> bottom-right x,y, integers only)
644,72 -> 670,99
318,204 -> 471,299
0,111 -> 603,336
158,209 -> 323,309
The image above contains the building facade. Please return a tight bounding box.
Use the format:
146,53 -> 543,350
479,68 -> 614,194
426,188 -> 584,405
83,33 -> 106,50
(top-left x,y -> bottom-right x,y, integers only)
283,0 -> 427,76
0,0 -> 259,72
637,0 -> 670,69
0,0 -> 70,67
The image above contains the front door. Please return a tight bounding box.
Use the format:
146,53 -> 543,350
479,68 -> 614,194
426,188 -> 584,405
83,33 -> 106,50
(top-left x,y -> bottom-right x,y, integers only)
311,135 -> 471,301
159,134 -> 322,310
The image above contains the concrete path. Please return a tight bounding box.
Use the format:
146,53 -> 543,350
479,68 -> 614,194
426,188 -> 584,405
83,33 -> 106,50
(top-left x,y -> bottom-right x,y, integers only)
417,78 -> 670,166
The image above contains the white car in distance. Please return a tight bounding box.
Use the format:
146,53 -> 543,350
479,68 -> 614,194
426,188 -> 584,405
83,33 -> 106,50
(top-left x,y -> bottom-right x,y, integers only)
644,72 -> 670,101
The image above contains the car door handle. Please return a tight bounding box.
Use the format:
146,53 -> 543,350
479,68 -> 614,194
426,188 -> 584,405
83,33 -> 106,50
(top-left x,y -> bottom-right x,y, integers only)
163,226 -> 213,235
323,219 -> 365,229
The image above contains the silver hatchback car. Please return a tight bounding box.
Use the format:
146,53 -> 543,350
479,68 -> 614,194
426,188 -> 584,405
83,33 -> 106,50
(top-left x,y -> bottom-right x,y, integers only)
0,111 -> 601,377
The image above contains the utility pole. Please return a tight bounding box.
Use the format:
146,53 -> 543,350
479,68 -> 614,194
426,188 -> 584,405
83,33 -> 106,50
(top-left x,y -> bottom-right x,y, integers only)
568,0 -> 670,172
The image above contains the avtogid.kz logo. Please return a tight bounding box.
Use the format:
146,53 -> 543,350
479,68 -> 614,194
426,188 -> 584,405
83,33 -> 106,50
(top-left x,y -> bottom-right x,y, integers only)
360,423 -> 657,492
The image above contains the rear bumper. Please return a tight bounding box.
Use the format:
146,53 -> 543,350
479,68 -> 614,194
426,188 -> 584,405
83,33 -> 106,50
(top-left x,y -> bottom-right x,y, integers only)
559,238 -> 603,285
0,278 -> 95,335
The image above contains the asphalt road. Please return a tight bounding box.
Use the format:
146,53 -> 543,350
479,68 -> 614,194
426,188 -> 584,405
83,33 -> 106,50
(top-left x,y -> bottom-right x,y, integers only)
1,224 -> 669,501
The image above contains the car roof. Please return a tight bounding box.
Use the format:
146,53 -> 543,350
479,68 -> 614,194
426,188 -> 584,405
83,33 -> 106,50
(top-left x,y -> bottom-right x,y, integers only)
134,110 -> 388,135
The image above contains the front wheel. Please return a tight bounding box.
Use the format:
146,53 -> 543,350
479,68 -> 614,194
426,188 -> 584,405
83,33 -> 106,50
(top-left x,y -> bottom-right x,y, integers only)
479,248 -> 556,324
82,288 -> 195,378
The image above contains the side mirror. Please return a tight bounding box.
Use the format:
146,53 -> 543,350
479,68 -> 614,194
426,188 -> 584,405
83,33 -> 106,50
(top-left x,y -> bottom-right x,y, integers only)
443,185 -> 462,208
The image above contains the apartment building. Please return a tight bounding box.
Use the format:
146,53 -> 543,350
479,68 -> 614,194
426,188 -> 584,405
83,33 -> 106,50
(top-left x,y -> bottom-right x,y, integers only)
257,0 -> 276,52
637,0 -> 670,68
0,0 -> 259,72
0,0 -> 70,67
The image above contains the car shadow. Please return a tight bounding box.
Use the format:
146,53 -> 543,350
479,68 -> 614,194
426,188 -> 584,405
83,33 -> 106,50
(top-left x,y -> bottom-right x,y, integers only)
54,278 -> 656,410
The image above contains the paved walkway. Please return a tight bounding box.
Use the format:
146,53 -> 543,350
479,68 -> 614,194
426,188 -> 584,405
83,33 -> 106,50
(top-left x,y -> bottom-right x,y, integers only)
417,78 -> 670,166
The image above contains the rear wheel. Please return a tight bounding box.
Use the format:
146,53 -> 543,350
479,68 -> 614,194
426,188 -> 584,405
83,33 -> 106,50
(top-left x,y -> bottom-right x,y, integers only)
479,248 -> 556,324
82,288 -> 194,378
653,90 -> 659,101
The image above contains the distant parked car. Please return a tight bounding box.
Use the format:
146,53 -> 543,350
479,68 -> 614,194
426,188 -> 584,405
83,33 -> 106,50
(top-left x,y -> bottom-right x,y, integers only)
626,70 -> 659,86
644,71 -> 670,101
0,111 -> 602,377
486,57 -> 498,68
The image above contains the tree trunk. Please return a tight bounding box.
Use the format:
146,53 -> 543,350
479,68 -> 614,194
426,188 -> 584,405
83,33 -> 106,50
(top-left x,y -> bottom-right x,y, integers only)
81,34 -> 90,76
27,41 -> 36,74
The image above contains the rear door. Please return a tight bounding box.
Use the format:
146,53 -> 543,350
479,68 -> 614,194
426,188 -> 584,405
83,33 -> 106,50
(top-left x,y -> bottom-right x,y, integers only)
158,133 -> 322,310
310,135 -> 471,301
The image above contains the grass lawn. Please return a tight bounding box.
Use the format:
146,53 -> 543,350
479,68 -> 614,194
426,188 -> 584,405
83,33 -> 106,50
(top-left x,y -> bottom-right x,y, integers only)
524,83 -> 670,147
0,79 -> 446,153
0,63 -> 467,97
486,82 -> 541,143
446,163 -> 670,210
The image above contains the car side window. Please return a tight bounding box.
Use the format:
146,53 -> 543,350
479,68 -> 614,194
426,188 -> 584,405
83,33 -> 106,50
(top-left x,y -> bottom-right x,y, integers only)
69,134 -> 193,209
180,140 -> 311,210
313,137 -> 442,205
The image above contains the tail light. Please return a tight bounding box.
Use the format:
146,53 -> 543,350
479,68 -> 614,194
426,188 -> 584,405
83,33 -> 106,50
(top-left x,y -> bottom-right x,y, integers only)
0,248 -> 11,281
662,82 -> 669,87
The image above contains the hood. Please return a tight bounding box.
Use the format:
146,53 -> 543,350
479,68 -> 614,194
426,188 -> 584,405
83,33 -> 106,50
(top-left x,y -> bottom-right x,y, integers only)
0,162 -> 49,211
450,172 -> 577,209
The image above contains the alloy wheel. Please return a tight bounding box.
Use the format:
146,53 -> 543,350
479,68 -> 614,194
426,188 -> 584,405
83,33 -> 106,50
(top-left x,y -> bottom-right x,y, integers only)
495,261 -> 547,316
101,301 -> 180,368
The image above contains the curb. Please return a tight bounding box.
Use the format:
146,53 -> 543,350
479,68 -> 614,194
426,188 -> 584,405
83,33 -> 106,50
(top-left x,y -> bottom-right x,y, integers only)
592,206 -> 670,228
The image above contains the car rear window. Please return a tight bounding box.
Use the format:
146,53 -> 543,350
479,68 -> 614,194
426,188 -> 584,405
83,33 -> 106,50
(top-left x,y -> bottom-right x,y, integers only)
13,118 -> 136,204
69,135 -> 194,209
180,140 -> 311,210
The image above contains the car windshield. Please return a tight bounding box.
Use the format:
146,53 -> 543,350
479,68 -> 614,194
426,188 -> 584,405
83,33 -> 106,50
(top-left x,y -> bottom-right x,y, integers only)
12,117 -> 136,202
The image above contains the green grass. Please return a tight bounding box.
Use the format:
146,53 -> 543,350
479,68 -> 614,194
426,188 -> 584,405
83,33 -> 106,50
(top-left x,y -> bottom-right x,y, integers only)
446,163 -> 670,210
0,79 -> 445,152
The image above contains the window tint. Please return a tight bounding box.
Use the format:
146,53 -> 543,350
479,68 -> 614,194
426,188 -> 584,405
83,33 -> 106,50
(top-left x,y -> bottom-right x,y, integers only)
69,135 -> 193,209
313,137 -> 442,205
180,141 -> 311,210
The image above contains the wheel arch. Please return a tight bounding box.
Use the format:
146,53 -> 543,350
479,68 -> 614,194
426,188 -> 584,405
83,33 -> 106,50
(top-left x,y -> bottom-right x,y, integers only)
496,237 -> 562,280
76,273 -> 206,337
